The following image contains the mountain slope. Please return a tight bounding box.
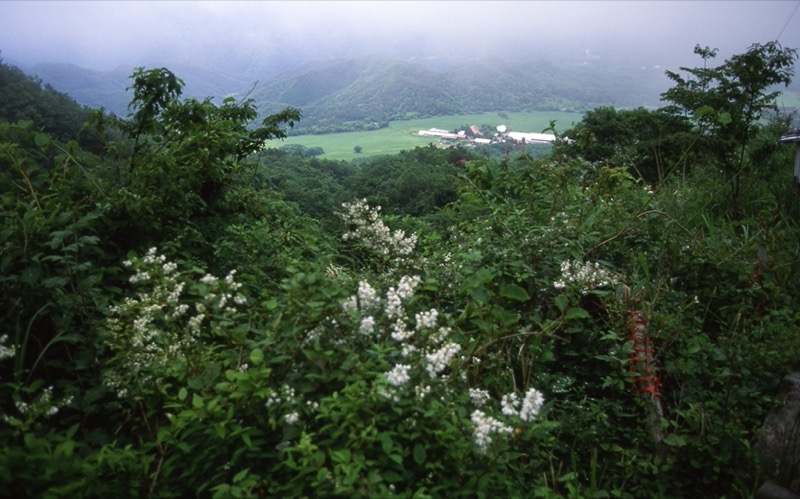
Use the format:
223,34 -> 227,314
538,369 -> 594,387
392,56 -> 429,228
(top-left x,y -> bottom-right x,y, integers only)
0,59 -> 91,139
251,56 -> 673,133
22,55 -> 675,134
26,63 -> 255,117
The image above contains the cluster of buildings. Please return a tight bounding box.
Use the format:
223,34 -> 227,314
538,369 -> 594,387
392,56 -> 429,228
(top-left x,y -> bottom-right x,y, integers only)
417,123 -> 556,146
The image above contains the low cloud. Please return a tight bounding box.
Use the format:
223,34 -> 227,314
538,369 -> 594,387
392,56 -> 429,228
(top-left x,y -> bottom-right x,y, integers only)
1,1 -> 797,75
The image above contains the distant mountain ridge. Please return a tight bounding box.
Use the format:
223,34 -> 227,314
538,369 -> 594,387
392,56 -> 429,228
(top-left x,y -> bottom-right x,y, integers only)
22,55 -> 674,134
252,55 -> 674,134
25,62 -> 255,117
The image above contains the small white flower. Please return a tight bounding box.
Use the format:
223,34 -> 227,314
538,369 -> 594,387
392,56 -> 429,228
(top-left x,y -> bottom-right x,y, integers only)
342,296 -> 358,314
357,281 -> 379,310
469,388 -> 491,407
359,316 -> 375,336
425,342 -> 461,377
501,393 -> 520,417
386,364 -> 411,387
415,309 -> 439,330
519,388 -> 544,422
0,335 -> 15,361
200,274 -> 218,285
471,409 -> 512,453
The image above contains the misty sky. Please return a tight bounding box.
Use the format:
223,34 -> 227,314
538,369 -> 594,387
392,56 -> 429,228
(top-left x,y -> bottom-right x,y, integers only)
1,1 -> 799,75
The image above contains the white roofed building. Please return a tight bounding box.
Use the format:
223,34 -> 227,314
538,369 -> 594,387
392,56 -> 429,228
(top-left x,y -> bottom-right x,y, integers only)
506,131 -> 556,144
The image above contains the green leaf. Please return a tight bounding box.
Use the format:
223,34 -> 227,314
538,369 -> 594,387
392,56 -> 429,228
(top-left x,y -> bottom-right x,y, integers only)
233,468 -> 250,483
694,105 -> 715,119
413,442 -> 426,465
178,387 -> 188,401
565,307 -> 591,320
192,394 -> 204,409
382,471 -> 402,483
470,286 -> 493,304
241,432 -> 253,449
379,433 -> 393,456
249,348 -> 264,366
34,133 -> 51,148
331,448 -> 351,464
554,295 -> 568,313
499,283 -> 530,302
65,423 -> 80,439
663,433 -> 687,447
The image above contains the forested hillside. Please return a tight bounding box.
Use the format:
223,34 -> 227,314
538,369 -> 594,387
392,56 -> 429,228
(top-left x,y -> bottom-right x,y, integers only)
0,59 -> 92,140
254,56 -> 671,134
23,55 -> 673,135
2,42 -> 800,498
24,62 -> 256,117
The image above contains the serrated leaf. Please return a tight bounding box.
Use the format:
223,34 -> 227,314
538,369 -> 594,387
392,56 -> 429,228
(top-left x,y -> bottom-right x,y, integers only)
499,283 -> 530,302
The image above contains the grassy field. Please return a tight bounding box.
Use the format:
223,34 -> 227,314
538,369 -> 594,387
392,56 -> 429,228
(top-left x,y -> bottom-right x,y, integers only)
272,110 -> 584,161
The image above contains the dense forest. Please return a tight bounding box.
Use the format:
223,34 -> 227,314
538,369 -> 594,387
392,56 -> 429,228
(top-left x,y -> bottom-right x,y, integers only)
2,41 -> 800,498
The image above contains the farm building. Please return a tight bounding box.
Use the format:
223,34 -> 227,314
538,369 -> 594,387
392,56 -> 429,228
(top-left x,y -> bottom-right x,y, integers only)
506,131 -> 557,144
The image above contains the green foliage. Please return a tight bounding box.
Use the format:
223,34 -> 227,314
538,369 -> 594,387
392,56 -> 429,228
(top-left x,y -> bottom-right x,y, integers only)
0,57 -> 92,142
1,44 -> 800,498
661,42 -> 798,206
344,145 -> 466,219
279,143 -> 325,157
558,106 -> 695,183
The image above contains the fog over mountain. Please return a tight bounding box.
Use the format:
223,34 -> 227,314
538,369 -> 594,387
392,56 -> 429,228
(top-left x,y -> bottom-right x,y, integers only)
2,1 -> 799,80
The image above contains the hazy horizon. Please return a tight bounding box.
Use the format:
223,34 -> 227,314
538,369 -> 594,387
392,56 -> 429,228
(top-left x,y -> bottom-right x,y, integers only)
1,1 -> 799,77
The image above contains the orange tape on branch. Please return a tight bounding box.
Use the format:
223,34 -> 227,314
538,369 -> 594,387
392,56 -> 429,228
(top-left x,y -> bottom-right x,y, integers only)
628,311 -> 661,400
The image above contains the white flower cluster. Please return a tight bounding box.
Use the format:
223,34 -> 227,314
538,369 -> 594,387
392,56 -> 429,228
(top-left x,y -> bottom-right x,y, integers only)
501,388 -> 544,422
553,259 -> 622,292
338,199 -> 417,257
106,249 -> 247,397
385,275 -> 420,319
0,334 -> 15,361
425,342 -> 461,378
12,385 -> 72,420
386,364 -> 411,387
266,384 -> 296,408
339,274 -> 465,403
469,388 -> 491,407
359,316 -> 375,336
415,309 -> 438,330
470,409 -> 513,453
268,385 -> 314,427
466,387 -> 545,452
